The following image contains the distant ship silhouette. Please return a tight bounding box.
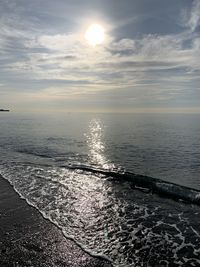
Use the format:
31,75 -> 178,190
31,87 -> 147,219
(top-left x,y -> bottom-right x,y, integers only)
0,109 -> 10,112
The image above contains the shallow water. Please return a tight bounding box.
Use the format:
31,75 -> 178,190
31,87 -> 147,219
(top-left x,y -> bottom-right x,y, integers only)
0,112 -> 200,266
1,163 -> 200,266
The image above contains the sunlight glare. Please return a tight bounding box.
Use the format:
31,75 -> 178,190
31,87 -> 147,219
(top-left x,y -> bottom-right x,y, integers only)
85,24 -> 105,46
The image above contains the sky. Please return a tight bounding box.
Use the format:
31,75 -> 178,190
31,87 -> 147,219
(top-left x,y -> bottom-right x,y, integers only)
0,0 -> 200,112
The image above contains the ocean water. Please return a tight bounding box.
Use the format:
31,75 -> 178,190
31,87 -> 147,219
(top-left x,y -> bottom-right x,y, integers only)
0,112 -> 200,266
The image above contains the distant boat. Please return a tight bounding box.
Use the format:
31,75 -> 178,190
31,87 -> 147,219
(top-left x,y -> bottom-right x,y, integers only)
0,109 -> 10,112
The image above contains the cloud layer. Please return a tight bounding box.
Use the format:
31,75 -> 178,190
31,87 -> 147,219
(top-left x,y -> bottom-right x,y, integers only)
0,0 -> 200,112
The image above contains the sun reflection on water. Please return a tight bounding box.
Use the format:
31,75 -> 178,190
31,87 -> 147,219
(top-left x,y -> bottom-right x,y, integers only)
86,119 -> 114,169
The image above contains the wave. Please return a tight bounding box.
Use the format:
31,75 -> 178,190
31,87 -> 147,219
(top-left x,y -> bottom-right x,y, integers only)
62,164 -> 200,205
1,162 -> 200,266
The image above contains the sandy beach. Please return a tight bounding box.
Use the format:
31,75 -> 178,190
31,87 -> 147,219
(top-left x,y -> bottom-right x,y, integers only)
0,174 -> 112,267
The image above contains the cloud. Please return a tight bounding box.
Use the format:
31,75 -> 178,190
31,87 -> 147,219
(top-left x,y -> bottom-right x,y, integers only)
0,0 -> 200,112
182,0 -> 200,32
2,30 -> 200,101
35,34 -> 82,51
188,0 -> 200,32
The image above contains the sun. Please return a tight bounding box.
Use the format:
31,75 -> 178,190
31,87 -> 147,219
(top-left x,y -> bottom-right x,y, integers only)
85,24 -> 105,46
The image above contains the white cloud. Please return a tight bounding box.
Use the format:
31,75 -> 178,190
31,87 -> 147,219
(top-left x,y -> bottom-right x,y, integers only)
1,0 -> 200,112
110,38 -> 135,52
37,34 -> 82,51
187,0 -> 200,32
181,0 -> 200,32
3,30 -> 200,99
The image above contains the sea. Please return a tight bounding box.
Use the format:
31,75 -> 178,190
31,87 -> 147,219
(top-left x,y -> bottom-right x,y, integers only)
0,112 -> 200,267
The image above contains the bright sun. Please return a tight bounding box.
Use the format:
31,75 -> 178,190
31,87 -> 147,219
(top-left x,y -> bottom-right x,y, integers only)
85,24 -> 105,46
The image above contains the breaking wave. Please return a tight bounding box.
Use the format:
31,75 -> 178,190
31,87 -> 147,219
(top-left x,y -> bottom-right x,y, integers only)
1,162 -> 200,267
62,164 -> 200,206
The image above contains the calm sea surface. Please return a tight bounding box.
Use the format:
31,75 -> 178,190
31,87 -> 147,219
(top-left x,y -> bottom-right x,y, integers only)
1,112 -> 200,188
0,112 -> 200,266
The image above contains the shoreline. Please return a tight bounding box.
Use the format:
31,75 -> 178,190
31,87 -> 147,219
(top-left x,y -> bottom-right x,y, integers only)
0,174 -> 112,267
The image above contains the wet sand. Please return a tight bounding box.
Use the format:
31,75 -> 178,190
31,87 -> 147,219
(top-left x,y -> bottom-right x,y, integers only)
0,175 -> 112,267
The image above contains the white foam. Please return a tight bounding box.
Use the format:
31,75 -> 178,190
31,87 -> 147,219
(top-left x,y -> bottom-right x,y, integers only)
1,163 -> 200,267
